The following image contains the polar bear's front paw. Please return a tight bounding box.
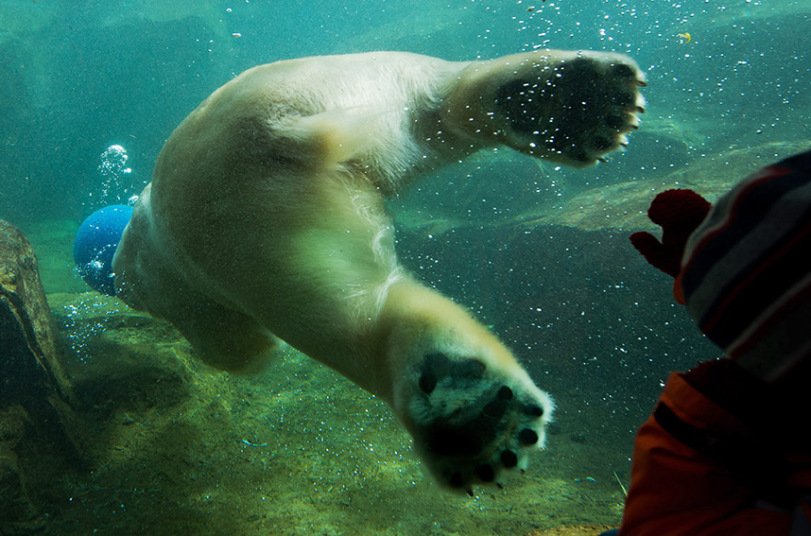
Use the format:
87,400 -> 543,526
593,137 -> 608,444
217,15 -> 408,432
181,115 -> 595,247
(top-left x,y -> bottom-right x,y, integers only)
496,51 -> 646,166
407,352 -> 553,493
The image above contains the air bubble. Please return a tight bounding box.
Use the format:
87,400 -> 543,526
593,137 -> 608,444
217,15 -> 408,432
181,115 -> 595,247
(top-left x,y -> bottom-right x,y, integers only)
88,144 -> 143,209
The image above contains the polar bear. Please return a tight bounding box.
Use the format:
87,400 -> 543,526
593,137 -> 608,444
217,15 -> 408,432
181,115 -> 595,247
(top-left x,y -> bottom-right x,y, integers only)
112,50 -> 645,492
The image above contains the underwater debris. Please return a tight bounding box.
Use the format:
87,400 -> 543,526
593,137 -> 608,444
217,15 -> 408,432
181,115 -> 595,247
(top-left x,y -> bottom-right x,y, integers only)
240,438 -> 269,448
677,32 -> 692,44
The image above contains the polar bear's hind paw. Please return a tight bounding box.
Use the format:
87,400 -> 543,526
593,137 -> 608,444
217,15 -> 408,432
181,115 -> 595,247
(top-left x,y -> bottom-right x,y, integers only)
408,352 -> 552,492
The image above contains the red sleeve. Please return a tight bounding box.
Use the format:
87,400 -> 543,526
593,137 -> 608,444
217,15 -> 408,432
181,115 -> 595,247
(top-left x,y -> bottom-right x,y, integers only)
618,372 -> 796,535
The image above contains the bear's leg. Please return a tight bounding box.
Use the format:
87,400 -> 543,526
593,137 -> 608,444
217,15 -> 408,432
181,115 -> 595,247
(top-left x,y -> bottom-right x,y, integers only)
167,108 -> 556,489
378,280 -> 554,492
114,213 -> 278,373
168,293 -> 279,373
135,268 -> 278,373
205,170 -> 403,389
440,50 -> 646,167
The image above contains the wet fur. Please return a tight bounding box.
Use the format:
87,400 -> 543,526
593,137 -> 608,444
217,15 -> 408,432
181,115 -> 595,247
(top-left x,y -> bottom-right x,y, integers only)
113,50 -> 644,489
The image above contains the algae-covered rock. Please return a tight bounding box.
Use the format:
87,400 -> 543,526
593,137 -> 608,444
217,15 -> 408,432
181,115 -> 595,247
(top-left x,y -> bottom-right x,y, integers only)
0,220 -> 80,418
0,220 -> 72,401
395,139 -> 811,234
47,291 -> 194,412
0,219 -> 85,528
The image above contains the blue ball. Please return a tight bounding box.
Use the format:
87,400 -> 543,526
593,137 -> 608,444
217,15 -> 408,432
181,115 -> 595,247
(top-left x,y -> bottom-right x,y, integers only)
73,205 -> 133,295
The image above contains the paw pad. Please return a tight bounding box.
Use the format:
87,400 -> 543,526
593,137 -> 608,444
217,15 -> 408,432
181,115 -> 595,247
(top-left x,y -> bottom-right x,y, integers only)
495,52 -> 645,166
407,352 -> 552,492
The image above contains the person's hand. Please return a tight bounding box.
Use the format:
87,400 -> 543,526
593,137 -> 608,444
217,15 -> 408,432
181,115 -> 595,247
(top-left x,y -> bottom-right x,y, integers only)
630,150 -> 811,385
629,188 -> 710,302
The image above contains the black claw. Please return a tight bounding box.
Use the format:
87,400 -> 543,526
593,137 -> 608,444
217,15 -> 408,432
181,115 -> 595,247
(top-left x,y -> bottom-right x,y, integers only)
519,428 -> 539,446
501,450 -> 518,468
637,79 -> 647,87
496,482 -> 504,489
497,385 -> 513,400
524,404 -> 544,418
466,487 -> 474,497
635,105 -> 646,113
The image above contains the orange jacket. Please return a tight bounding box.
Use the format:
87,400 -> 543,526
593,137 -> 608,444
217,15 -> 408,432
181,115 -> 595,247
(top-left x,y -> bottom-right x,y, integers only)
619,361 -> 811,535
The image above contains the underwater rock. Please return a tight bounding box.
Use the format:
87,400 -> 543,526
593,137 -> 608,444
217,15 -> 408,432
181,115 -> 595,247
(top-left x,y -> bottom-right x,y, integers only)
526,525 -> 617,536
0,406 -> 42,530
0,220 -> 73,401
47,291 -> 194,412
0,219 -> 85,526
394,139 -> 811,234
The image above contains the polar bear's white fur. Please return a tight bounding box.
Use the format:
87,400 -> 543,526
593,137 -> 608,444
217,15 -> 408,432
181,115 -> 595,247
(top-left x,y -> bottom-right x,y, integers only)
113,50 -> 644,491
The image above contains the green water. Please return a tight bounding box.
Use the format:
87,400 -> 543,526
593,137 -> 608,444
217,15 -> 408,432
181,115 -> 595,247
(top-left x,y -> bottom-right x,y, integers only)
1,1 -> 810,534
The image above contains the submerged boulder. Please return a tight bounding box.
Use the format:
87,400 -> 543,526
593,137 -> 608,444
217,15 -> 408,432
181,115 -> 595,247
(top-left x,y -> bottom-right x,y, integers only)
1,220 -> 72,400
0,219 -> 84,526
